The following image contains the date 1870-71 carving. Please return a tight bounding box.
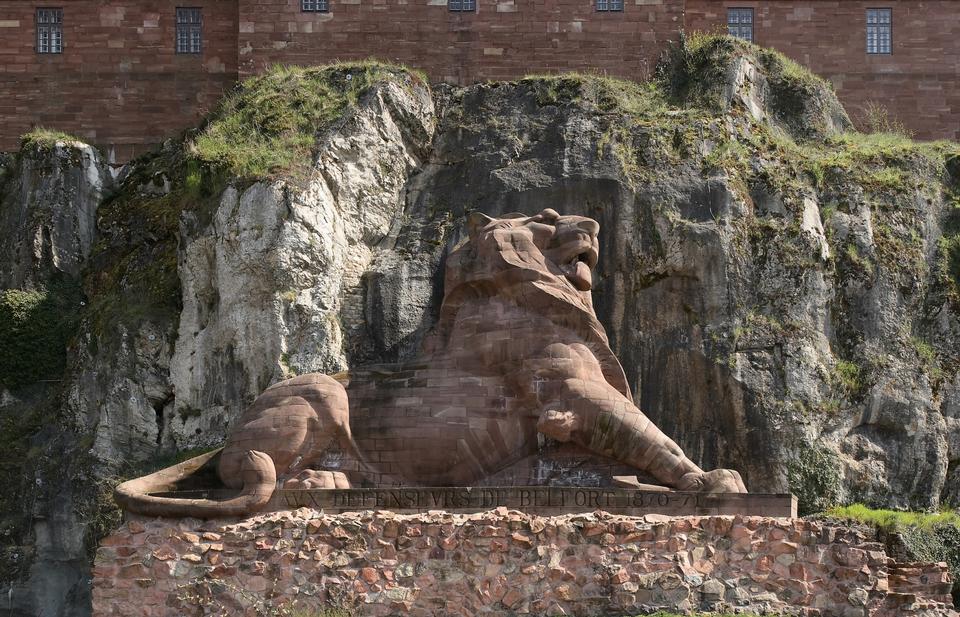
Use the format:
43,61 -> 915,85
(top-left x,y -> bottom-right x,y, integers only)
115,209 -> 747,518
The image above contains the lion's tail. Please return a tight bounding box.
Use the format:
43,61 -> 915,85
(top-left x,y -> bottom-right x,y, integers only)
114,448 -> 277,518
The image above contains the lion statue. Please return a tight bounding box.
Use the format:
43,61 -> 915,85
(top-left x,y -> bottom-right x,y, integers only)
116,209 -> 746,517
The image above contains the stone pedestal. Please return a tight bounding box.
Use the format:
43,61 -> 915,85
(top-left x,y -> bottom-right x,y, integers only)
92,509 -> 957,617
152,487 -> 797,517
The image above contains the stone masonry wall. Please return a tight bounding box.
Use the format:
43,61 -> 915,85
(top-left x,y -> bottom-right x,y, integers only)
235,0 -> 682,84
684,0 -> 960,141
2,1 -> 960,162
92,509 -> 957,616
0,0 -> 238,162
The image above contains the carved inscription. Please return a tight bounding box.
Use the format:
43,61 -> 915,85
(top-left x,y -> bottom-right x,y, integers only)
277,487 -> 708,511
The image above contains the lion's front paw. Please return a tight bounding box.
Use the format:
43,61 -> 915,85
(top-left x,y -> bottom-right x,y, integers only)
678,469 -> 747,494
537,409 -> 581,442
283,469 -> 351,489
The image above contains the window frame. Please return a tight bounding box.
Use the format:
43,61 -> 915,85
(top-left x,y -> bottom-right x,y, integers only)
35,7 -> 63,55
727,7 -> 754,42
448,0 -> 476,12
866,7 -> 893,55
301,0 -> 329,12
596,0 -> 624,12
175,7 -> 203,55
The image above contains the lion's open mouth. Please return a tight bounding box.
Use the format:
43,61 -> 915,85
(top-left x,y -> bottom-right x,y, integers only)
553,242 -> 598,291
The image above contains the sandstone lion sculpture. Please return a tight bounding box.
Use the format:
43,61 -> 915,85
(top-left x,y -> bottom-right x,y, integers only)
116,209 -> 746,517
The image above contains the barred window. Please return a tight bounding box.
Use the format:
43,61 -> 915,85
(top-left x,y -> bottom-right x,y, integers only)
596,0 -> 624,11
866,8 -> 892,54
36,8 -> 63,54
448,0 -> 475,12
301,0 -> 329,12
175,7 -> 202,54
727,8 -> 753,42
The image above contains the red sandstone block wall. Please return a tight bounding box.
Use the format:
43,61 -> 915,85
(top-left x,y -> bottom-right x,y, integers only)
683,0 -> 960,141
236,0 -> 683,84
0,0 -> 238,161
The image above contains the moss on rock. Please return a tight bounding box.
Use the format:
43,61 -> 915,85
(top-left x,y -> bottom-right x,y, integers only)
0,279 -> 82,389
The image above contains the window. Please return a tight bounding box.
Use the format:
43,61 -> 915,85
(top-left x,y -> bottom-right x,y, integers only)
727,8 -> 753,42
175,7 -> 202,54
866,8 -> 892,54
596,0 -> 624,11
448,0 -> 475,11
301,0 -> 328,11
36,8 -> 63,54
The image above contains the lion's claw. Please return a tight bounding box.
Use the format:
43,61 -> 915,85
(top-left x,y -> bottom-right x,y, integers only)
678,469 -> 747,493
283,469 -> 350,489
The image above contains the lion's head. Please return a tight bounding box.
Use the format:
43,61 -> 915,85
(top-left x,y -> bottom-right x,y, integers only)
432,208 -> 631,400
442,208 -> 601,309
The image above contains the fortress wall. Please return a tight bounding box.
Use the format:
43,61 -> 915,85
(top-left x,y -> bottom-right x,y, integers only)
684,0 -> 960,141
92,508 -> 955,616
235,0 -> 684,84
0,0 -> 238,162
2,0 -> 960,162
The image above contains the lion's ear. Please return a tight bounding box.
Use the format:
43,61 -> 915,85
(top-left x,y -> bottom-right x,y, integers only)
466,212 -> 495,240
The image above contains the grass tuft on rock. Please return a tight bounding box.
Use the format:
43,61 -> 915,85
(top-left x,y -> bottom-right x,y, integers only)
828,504 -> 960,531
519,72 -> 668,117
20,127 -> 85,151
189,61 -> 426,179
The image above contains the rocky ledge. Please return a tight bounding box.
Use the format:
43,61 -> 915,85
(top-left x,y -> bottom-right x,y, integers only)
93,509 -> 955,617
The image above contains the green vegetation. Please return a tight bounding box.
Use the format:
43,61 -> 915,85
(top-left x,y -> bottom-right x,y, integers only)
860,101 -> 913,138
20,127 -> 84,151
909,336 -> 945,383
190,61 -> 426,179
787,445 -> 843,516
827,504 -> 960,601
0,280 -> 82,389
828,504 -> 960,530
831,359 -> 864,397
520,72 -> 668,117
937,191 -> 960,305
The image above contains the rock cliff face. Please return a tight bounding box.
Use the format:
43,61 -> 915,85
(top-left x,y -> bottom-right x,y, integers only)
2,37 -> 960,615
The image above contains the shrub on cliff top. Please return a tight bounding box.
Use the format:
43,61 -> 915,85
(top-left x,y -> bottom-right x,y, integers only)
658,32 -> 851,140
519,72 -> 668,117
189,61 -> 426,179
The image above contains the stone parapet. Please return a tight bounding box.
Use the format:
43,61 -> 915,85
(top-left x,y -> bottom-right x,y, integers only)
92,509 -> 957,616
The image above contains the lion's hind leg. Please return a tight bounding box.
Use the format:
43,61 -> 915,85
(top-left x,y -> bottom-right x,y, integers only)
219,373 -> 354,490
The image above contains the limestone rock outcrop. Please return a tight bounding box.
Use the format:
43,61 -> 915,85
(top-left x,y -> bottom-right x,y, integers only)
0,137 -> 109,288
167,78 -> 435,448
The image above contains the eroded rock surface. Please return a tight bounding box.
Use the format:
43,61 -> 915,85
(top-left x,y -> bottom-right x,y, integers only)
0,139 -> 108,288
167,79 -> 435,447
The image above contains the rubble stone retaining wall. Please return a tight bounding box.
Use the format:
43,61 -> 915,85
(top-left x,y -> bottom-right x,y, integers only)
92,509 -> 957,617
